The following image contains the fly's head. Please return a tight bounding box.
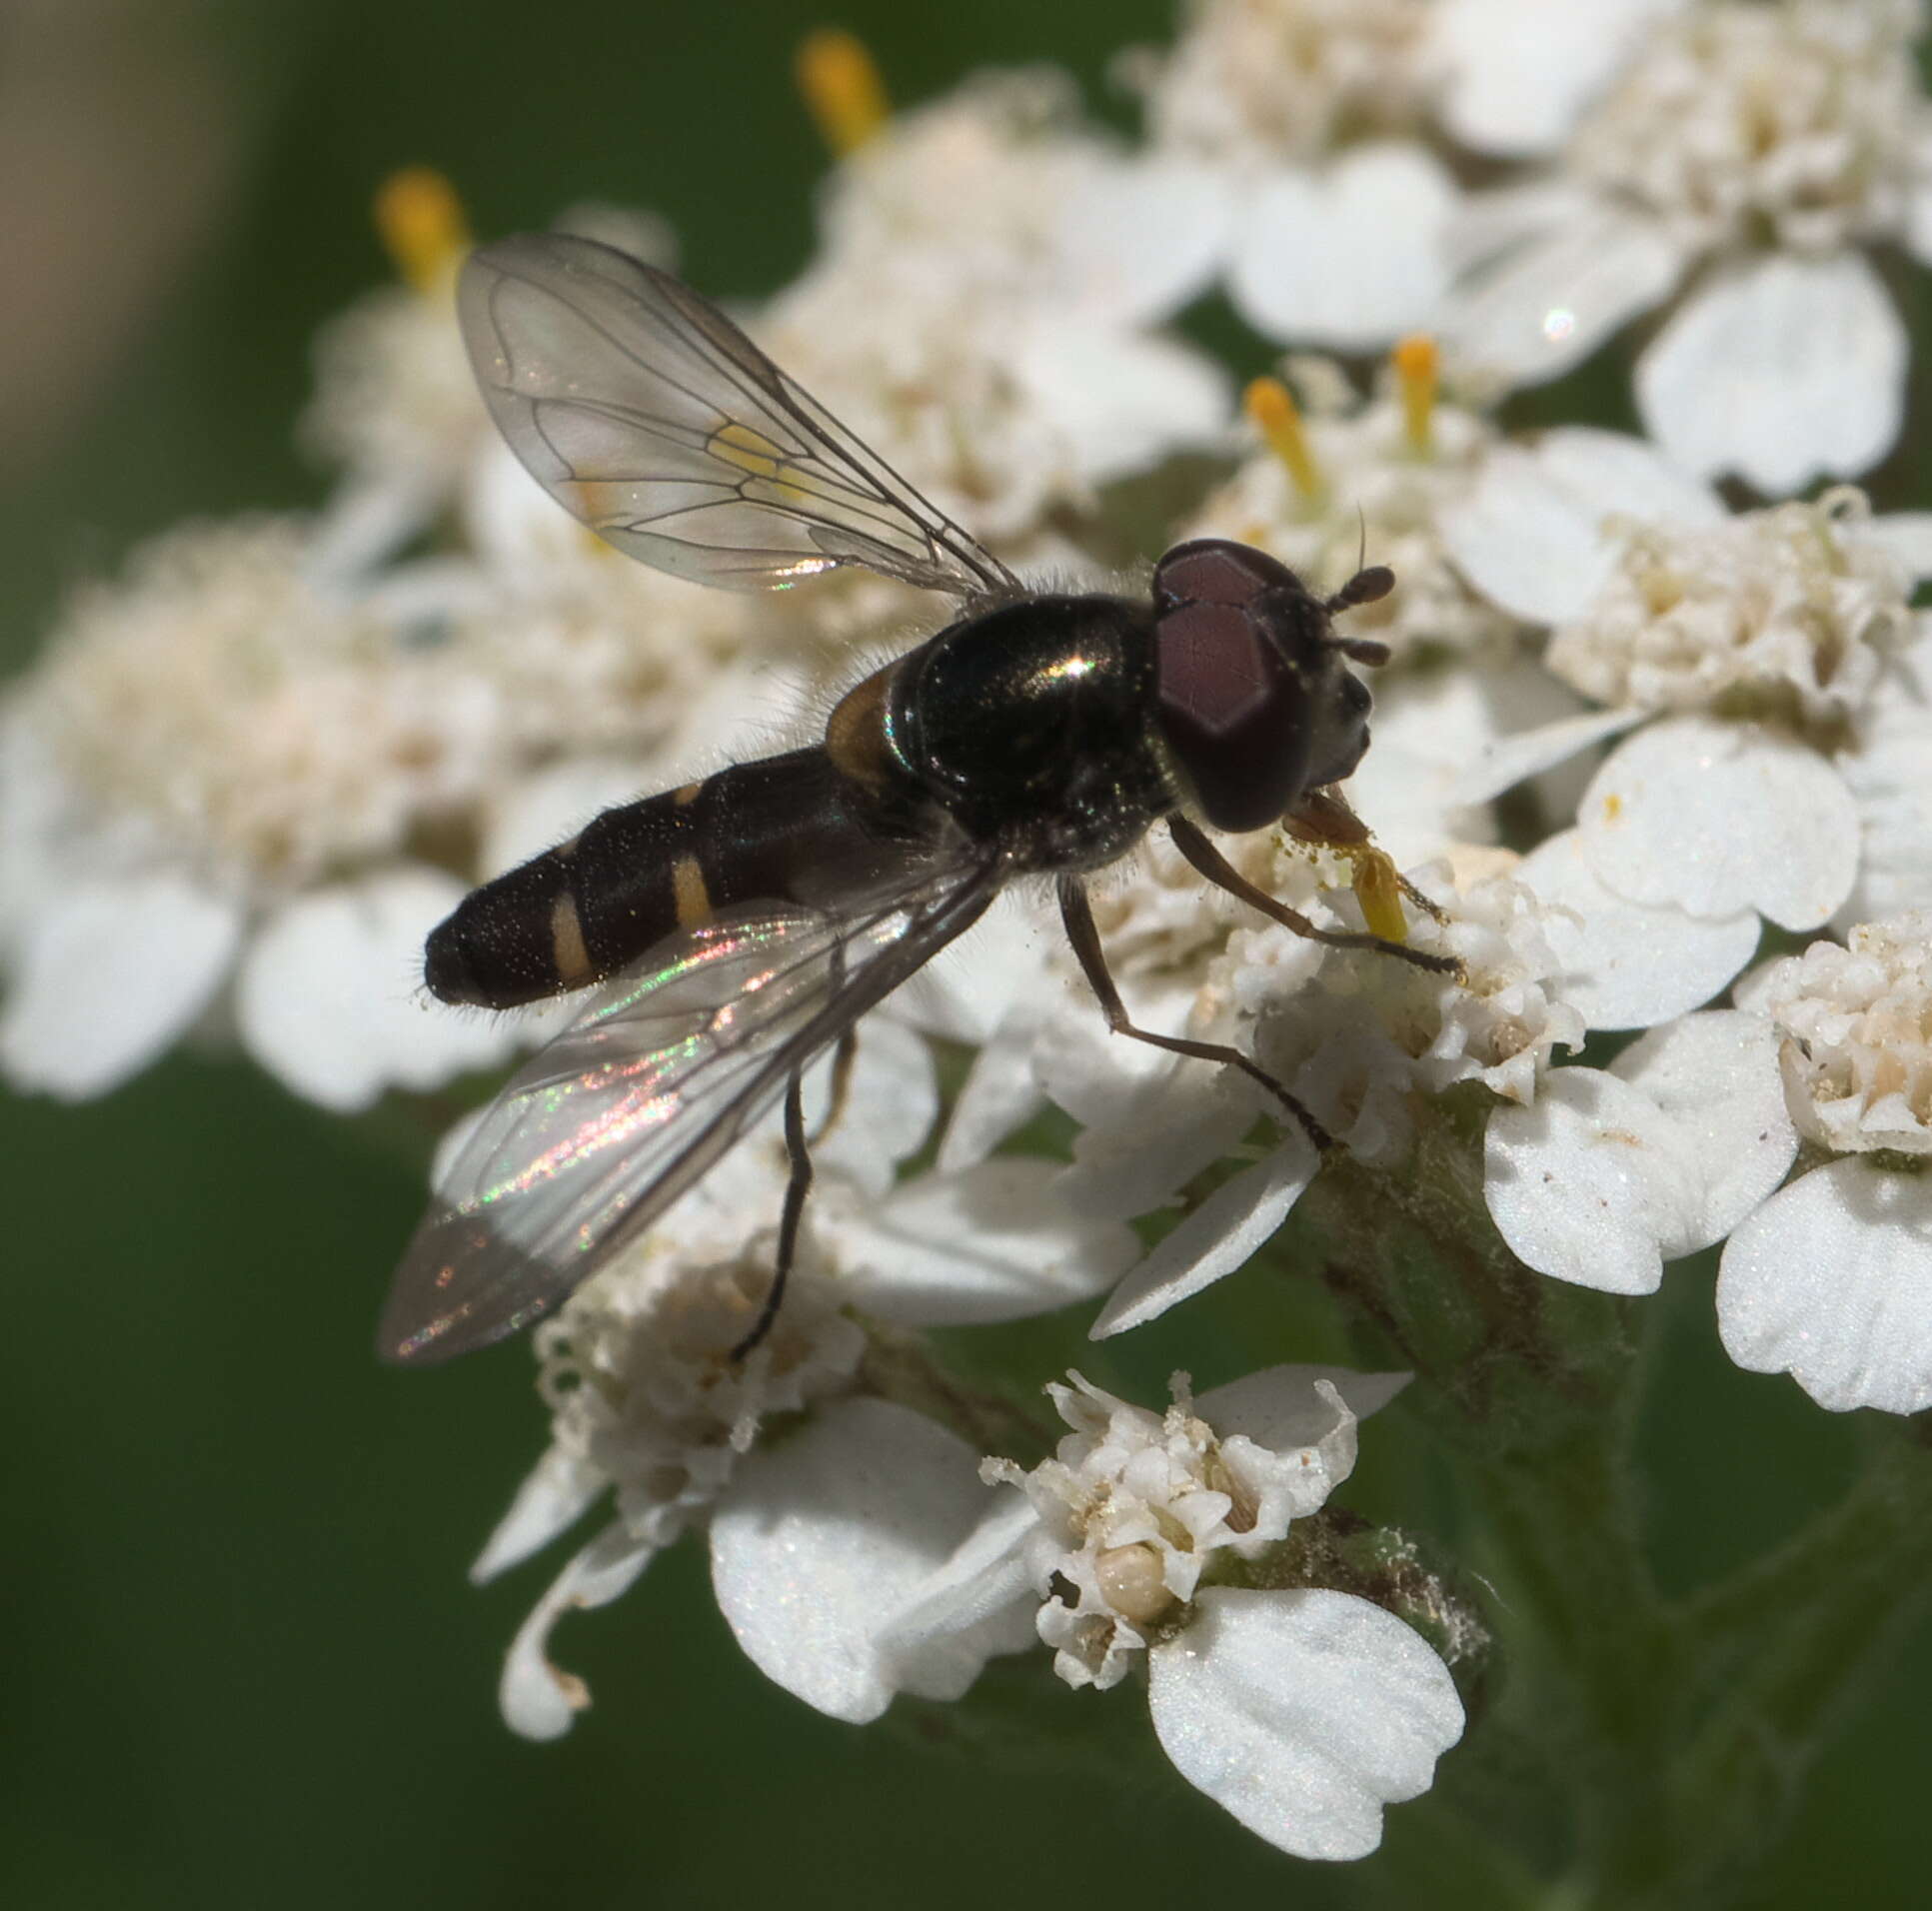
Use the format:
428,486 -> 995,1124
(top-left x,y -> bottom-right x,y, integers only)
1148,538 -> 1392,834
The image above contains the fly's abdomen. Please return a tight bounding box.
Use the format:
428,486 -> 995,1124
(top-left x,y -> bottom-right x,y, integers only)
425,748 -> 935,1008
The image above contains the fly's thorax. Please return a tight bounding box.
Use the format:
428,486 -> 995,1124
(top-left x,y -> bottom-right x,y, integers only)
1148,540 -> 1373,834
886,595 -> 1174,872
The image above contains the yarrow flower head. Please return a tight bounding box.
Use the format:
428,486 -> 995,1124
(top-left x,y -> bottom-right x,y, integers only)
879,1365 -> 1468,1861
1147,0 -> 1679,351
1485,910 -> 1932,1416
1749,913 -> 1932,1157
1033,837 -> 1581,1338
1445,434 -> 1932,1031
1441,0 -> 1932,491
467,1020 -> 1135,1737
982,1369 -> 1371,1687
1709,913 -> 1932,1412
761,64 -> 1229,556
1542,487 -> 1916,727
0,518 -> 516,1104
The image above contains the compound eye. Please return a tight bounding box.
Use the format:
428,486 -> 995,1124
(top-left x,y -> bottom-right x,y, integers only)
1154,599 -> 1309,832
1152,538 -> 1300,611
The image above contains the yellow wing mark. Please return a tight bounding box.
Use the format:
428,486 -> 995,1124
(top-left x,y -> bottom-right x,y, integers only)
706,423 -> 836,510
569,479 -> 642,526
708,422 -> 790,482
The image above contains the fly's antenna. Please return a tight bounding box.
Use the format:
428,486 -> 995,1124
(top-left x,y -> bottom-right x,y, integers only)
1323,510 -> 1394,664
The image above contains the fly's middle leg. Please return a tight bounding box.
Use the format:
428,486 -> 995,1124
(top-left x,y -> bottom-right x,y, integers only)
1056,876 -> 1334,1153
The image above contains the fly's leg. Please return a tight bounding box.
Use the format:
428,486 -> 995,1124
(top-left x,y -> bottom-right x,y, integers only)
809,1028 -> 860,1146
731,1065 -> 813,1362
1281,789 -> 1450,931
1057,877 -> 1333,1152
1167,814 -> 1460,978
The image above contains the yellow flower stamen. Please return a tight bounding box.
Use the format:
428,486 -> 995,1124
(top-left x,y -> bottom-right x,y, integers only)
1352,847 -> 1409,946
797,28 -> 890,156
373,167 -> 469,295
1392,334 -> 1437,458
1243,376 -> 1324,503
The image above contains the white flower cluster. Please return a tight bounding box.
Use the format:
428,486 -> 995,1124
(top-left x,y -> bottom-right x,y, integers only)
1747,912 -> 1932,1157
1544,489 -> 1915,723
12,0 -> 1932,1869
1439,0 -> 1932,489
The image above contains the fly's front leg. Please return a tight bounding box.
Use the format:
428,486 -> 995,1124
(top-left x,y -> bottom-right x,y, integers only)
1167,815 -> 1460,979
1283,789 -> 1451,932
1056,876 -> 1332,1152
731,1066 -> 813,1362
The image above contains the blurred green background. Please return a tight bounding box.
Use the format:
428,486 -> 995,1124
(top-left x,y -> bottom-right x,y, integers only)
3,2 -> 1927,1905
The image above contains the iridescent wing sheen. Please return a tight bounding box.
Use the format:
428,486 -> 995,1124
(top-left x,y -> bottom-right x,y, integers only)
458,231 -> 1019,599
378,864 -> 1002,1365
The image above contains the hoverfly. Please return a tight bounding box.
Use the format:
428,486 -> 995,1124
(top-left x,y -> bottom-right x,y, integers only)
379,232 -> 1450,1367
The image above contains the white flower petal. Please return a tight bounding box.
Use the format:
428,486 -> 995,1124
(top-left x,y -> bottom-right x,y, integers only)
1635,252 -> 1907,493
1518,828 -> 1760,1028
876,1490 -> 1046,1672
1484,1066 -> 1702,1293
1577,719 -> 1859,929
1853,514 -> 1932,581
1449,709 -> 1645,809
897,899 -> 1052,1047
1090,1138 -> 1317,1338
1015,324 -> 1229,485
1440,198 -> 1683,388
235,865 -> 518,1111
499,1523 -> 657,1741
1051,1047 -> 1257,1222
938,999 -> 1048,1171
0,873 -> 241,1098
1717,1158 -> 1932,1414
1442,428 -> 1723,628
1906,145 -> 1932,266
471,1444 -> 609,1586
1838,640 -> 1932,924
1228,145 -> 1456,350
710,1397 -> 1001,1722
1194,1365 -> 1408,1452
1351,662 -> 1595,864
1429,0 -> 1683,157
831,1159 -> 1138,1326
1611,1010 -> 1797,1250
1054,157 -> 1234,324
1148,1588 -> 1463,1862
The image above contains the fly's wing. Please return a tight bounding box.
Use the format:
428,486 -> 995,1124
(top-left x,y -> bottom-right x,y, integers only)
458,231 -> 1019,599
378,863 -> 1002,1364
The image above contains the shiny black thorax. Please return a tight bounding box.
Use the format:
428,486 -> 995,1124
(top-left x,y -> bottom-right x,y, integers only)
886,593 -> 1172,873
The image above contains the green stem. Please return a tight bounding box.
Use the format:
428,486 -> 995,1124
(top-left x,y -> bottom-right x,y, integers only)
1637,1427 -> 1932,1905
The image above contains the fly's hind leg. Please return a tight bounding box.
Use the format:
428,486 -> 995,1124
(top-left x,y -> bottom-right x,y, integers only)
809,1029 -> 860,1146
1167,814 -> 1461,979
1057,877 -> 1333,1152
730,1065 -> 814,1363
